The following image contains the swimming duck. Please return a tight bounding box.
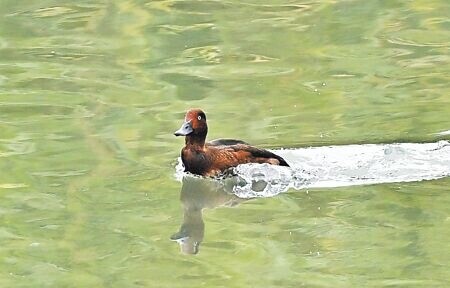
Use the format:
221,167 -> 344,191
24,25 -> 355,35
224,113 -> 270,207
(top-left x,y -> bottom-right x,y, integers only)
174,109 -> 289,177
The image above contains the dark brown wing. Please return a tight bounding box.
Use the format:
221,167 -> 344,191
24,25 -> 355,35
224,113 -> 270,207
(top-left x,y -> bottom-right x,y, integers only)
229,144 -> 290,167
207,138 -> 249,146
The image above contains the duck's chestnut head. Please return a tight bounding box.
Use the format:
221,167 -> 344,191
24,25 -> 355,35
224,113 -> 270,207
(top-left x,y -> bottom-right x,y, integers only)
174,109 -> 207,137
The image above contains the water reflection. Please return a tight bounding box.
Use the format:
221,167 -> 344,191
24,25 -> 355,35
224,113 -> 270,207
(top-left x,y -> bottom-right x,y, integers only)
171,176 -> 246,254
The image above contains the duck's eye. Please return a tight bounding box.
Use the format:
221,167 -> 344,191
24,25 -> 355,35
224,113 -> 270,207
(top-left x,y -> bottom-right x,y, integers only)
197,115 -> 202,120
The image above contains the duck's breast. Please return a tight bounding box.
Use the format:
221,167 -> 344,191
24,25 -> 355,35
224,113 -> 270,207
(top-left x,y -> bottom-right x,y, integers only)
182,148 -> 211,175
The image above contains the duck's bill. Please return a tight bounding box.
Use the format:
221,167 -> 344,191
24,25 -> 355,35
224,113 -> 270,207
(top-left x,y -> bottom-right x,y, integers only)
174,121 -> 193,136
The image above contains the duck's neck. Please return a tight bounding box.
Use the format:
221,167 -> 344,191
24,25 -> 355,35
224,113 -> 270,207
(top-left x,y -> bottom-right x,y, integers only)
185,134 -> 206,148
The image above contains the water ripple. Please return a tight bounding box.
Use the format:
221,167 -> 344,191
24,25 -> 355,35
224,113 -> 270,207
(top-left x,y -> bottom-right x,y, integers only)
397,55 -> 449,68
31,169 -> 89,177
0,134 -> 35,157
387,37 -> 448,48
0,183 -> 28,189
157,23 -> 216,34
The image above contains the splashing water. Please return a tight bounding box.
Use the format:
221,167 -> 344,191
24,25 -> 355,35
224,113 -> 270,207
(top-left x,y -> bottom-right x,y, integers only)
176,140 -> 450,198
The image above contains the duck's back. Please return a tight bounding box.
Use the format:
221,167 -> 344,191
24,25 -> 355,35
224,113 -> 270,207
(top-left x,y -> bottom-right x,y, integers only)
207,138 -> 248,146
223,144 -> 289,167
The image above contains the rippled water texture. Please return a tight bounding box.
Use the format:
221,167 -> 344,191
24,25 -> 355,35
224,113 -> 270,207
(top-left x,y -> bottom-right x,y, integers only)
1,1 -> 450,287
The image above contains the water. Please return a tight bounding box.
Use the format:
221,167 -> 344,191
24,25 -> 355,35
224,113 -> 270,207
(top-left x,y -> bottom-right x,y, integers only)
1,0 -> 450,287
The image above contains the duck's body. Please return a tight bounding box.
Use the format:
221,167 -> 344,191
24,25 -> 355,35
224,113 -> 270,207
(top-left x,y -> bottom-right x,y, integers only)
174,109 -> 289,177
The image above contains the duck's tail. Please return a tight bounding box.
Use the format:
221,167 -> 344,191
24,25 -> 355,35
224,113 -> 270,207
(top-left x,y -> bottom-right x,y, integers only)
276,156 -> 290,167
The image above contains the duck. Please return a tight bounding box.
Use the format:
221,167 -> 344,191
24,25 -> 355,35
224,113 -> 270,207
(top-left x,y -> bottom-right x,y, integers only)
174,108 -> 289,177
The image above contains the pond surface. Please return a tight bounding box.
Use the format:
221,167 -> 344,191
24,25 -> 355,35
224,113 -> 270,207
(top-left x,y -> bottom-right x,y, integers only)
1,0 -> 450,287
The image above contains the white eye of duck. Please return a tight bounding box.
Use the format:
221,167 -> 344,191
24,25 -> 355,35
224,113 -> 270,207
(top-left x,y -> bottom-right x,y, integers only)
197,116 -> 202,120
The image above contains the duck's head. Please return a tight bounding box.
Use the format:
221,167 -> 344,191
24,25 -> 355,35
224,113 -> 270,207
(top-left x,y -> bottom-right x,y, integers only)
174,108 -> 208,137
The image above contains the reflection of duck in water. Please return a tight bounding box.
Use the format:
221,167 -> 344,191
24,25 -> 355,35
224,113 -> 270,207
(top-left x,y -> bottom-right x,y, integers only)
170,176 -> 246,254
174,109 -> 289,177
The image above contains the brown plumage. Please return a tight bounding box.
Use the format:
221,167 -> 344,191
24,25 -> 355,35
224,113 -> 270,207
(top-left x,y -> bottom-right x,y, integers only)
174,109 -> 289,177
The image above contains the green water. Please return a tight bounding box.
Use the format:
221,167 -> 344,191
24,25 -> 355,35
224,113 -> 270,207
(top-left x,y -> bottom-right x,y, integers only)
1,0 -> 450,287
